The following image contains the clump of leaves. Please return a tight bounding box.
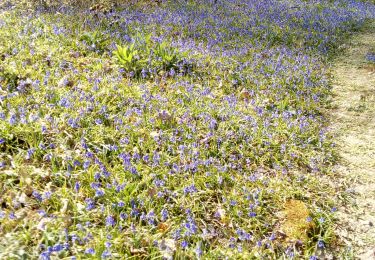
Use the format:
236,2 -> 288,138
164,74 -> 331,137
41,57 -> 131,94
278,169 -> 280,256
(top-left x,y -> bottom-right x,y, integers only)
154,41 -> 182,70
113,43 -> 147,76
80,31 -> 110,54
113,33 -> 192,78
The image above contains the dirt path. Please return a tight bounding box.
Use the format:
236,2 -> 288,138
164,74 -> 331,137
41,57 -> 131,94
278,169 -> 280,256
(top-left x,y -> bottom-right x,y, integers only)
331,21 -> 375,259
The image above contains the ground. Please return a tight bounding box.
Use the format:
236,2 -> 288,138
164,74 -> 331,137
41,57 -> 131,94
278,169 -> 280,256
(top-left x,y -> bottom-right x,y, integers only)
331,21 -> 375,258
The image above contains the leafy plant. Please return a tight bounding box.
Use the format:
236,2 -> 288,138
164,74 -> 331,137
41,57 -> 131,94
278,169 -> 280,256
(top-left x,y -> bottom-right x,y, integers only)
154,41 -> 181,70
80,31 -> 109,54
134,32 -> 153,55
113,34 -> 191,78
113,43 -> 146,75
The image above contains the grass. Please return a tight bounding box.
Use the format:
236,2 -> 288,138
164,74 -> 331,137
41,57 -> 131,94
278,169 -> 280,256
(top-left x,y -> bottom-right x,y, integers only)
0,0 -> 374,259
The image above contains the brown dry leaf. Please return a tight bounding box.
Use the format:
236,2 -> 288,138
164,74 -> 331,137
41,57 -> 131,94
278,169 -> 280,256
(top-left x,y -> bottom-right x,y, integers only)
157,222 -> 169,233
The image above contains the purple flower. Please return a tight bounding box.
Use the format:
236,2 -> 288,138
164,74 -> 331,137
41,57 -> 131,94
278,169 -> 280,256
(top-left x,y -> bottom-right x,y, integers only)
195,243 -> 202,258
74,182 -> 80,192
25,148 -> 36,160
169,68 -> 176,77
236,228 -> 251,241
85,198 -> 95,210
40,251 -> 51,260
83,161 -> 90,170
183,184 -> 198,195
161,208 -> 168,222
95,188 -> 105,197
101,250 -> 111,258
366,52 -> 375,63
51,244 -> 65,252
130,166 -> 138,175
248,212 -> 257,217
9,212 -> 16,220
181,240 -> 188,249
44,154 -> 52,162
106,216 -> 115,227
32,191 -> 43,202
153,151 -> 160,166
269,233 -> 276,241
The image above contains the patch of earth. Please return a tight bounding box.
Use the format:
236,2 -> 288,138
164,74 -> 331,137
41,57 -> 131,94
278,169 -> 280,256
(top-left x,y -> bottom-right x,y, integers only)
331,20 -> 375,259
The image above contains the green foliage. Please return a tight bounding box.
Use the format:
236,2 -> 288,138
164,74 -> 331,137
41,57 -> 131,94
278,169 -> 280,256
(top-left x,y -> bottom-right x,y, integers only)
113,43 -> 146,74
154,41 -> 181,70
113,34 -> 190,78
80,31 -> 110,54
0,67 -> 19,92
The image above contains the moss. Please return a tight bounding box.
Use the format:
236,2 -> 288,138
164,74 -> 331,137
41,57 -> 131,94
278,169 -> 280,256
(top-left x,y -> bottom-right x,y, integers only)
280,199 -> 314,243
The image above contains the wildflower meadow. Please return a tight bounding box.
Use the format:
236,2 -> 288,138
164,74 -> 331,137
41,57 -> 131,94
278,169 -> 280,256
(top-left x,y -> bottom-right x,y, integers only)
0,0 -> 374,258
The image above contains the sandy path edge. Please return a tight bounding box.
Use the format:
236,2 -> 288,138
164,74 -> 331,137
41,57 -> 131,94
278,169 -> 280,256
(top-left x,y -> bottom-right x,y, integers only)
331,20 -> 375,259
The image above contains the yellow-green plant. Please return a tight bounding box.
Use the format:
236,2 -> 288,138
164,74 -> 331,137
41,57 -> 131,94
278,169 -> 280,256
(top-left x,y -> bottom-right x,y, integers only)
113,43 -> 146,75
154,41 -> 182,70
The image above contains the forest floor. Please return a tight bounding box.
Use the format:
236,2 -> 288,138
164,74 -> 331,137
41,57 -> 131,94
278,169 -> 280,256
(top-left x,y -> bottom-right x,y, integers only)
1,2 -> 374,258
331,21 -> 375,259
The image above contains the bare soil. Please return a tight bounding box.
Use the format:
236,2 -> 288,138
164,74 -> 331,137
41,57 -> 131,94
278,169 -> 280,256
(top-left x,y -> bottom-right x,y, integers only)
331,21 -> 375,259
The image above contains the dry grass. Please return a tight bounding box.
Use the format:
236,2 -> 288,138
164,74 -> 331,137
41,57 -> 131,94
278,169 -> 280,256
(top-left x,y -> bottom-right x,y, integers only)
331,20 -> 375,258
